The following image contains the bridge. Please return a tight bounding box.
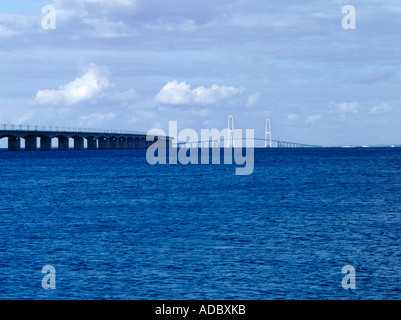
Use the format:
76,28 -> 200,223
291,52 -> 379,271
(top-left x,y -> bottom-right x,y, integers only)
264,139 -> 320,148
176,116 -> 321,149
177,138 -> 320,149
1,116 -> 320,151
0,125 -> 170,151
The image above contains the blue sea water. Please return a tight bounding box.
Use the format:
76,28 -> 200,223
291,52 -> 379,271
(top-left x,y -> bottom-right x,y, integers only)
0,148 -> 401,300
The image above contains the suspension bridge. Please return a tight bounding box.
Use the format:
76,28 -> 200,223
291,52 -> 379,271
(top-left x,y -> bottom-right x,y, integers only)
176,115 -> 321,148
0,116 -> 320,151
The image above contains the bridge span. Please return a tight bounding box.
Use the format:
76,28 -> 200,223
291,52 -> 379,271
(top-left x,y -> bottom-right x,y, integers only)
0,125 -> 170,151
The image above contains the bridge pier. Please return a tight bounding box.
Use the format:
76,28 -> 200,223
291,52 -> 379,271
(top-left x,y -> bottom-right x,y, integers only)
24,135 -> 37,151
133,137 -> 140,149
140,137 -> 146,149
40,136 -> 52,151
145,137 -> 158,149
87,137 -> 97,150
109,137 -> 118,150
127,138 -> 134,149
1,127 -> 172,152
98,137 -> 109,150
8,136 -> 21,151
74,137 -> 84,150
118,138 -> 127,149
58,137 -> 69,150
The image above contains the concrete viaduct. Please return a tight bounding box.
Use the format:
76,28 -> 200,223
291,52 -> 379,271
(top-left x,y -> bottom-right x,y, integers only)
0,125 -> 169,151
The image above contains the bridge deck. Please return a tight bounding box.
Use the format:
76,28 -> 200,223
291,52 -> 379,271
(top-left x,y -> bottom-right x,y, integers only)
0,125 -> 170,151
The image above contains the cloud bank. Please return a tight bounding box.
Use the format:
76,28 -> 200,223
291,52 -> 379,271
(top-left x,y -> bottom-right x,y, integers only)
154,81 -> 244,105
34,64 -> 109,105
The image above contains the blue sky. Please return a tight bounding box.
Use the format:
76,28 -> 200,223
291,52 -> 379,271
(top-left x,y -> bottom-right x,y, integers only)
1,0 -> 401,146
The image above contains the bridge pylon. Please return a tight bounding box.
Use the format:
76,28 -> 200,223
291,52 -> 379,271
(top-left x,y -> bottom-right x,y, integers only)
227,115 -> 234,148
265,118 -> 272,148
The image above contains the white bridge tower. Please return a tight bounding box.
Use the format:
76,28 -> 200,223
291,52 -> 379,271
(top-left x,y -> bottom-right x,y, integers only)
227,115 -> 234,148
265,118 -> 272,148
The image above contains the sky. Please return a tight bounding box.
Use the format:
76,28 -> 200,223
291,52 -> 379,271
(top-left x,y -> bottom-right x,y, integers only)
1,0 -> 401,146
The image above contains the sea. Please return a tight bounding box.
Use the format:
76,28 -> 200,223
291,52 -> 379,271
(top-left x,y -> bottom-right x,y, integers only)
0,148 -> 401,300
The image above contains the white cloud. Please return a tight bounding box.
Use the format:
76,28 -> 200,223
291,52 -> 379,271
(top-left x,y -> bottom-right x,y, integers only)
188,108 -> 209,117
306,114 -> 322,124
56,0 -> 135,7
81,0 -> 135,5
369,102 -> 392,114
145,19 -> 198,32
78,112 -> 116,127
0,24 -> 17,37
82,18 -> 135,38
328,102 -> 359,114
287,113 -> 298,121
113,88 -> 139,101
154,80 -> 244,105
34,64 -> 109,105
246,93 -> 260,107
79,112 -> 115,121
